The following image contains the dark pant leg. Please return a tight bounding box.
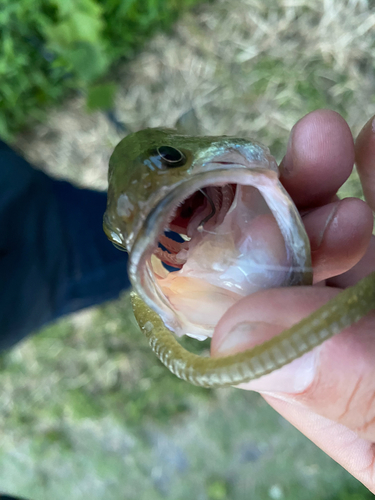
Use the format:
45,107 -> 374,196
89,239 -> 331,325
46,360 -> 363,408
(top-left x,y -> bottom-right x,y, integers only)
0,140 -> 130,350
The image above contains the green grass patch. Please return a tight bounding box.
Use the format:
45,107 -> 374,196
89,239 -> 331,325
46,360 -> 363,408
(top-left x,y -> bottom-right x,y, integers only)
0,0 -> 208,139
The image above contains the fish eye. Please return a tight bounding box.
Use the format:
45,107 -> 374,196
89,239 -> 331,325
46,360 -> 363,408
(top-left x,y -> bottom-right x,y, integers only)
157,145 -> 186,167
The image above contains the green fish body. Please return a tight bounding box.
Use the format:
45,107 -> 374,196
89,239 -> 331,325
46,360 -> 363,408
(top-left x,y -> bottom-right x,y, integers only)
104,128 -> 375,388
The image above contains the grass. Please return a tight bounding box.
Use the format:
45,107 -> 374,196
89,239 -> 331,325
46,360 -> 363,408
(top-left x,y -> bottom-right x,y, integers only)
2,0 -> 375,498
1,297 -> 373,499
0,0 -> 207,139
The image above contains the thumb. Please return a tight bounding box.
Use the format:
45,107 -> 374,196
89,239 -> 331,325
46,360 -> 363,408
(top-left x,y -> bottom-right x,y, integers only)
211,286 -> 375,442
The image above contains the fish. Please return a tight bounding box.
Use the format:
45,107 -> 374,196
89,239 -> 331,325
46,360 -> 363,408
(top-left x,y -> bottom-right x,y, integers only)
104,128 -> 375,388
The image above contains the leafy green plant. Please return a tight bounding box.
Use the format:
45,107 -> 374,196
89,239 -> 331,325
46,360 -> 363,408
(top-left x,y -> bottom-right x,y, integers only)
0,0 -> 206,139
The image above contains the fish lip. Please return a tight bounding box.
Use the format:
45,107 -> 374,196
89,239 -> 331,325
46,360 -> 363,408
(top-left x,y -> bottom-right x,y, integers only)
191,141 -> 278,175
128,167 -> 312,334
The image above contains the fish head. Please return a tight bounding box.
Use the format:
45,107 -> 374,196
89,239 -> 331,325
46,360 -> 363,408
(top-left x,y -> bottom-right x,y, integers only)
104,128 -> 312,339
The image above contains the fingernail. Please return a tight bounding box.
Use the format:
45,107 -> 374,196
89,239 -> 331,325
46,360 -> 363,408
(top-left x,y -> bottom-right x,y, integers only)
216,321 -> 319,394
244,349 -> 318,394
313,202 -> 340,249
279,126 -> 295,178
216,321 -> 284,355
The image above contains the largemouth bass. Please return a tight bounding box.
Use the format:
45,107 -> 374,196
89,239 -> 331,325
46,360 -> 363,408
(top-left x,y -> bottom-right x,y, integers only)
104,128 -> 375,388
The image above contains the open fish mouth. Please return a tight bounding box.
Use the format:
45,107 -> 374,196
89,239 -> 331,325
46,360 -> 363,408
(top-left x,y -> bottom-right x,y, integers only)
129,164 -> 312,340
153,183 -> 237,270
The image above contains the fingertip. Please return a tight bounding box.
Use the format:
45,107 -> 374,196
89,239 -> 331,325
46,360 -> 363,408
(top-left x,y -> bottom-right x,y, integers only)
327,236 -> 375,288
303,197 -> 374,282
281,110 -> 355,208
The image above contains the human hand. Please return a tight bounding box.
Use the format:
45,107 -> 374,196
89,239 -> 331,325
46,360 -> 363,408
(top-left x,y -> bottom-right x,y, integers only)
211,110 -> 375,492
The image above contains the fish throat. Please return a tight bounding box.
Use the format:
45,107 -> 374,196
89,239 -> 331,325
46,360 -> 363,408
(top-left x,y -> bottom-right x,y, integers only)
154,184 -> 236,270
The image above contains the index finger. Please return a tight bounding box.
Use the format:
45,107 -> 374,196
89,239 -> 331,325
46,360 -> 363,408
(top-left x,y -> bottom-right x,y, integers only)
280,110 -> 354,209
